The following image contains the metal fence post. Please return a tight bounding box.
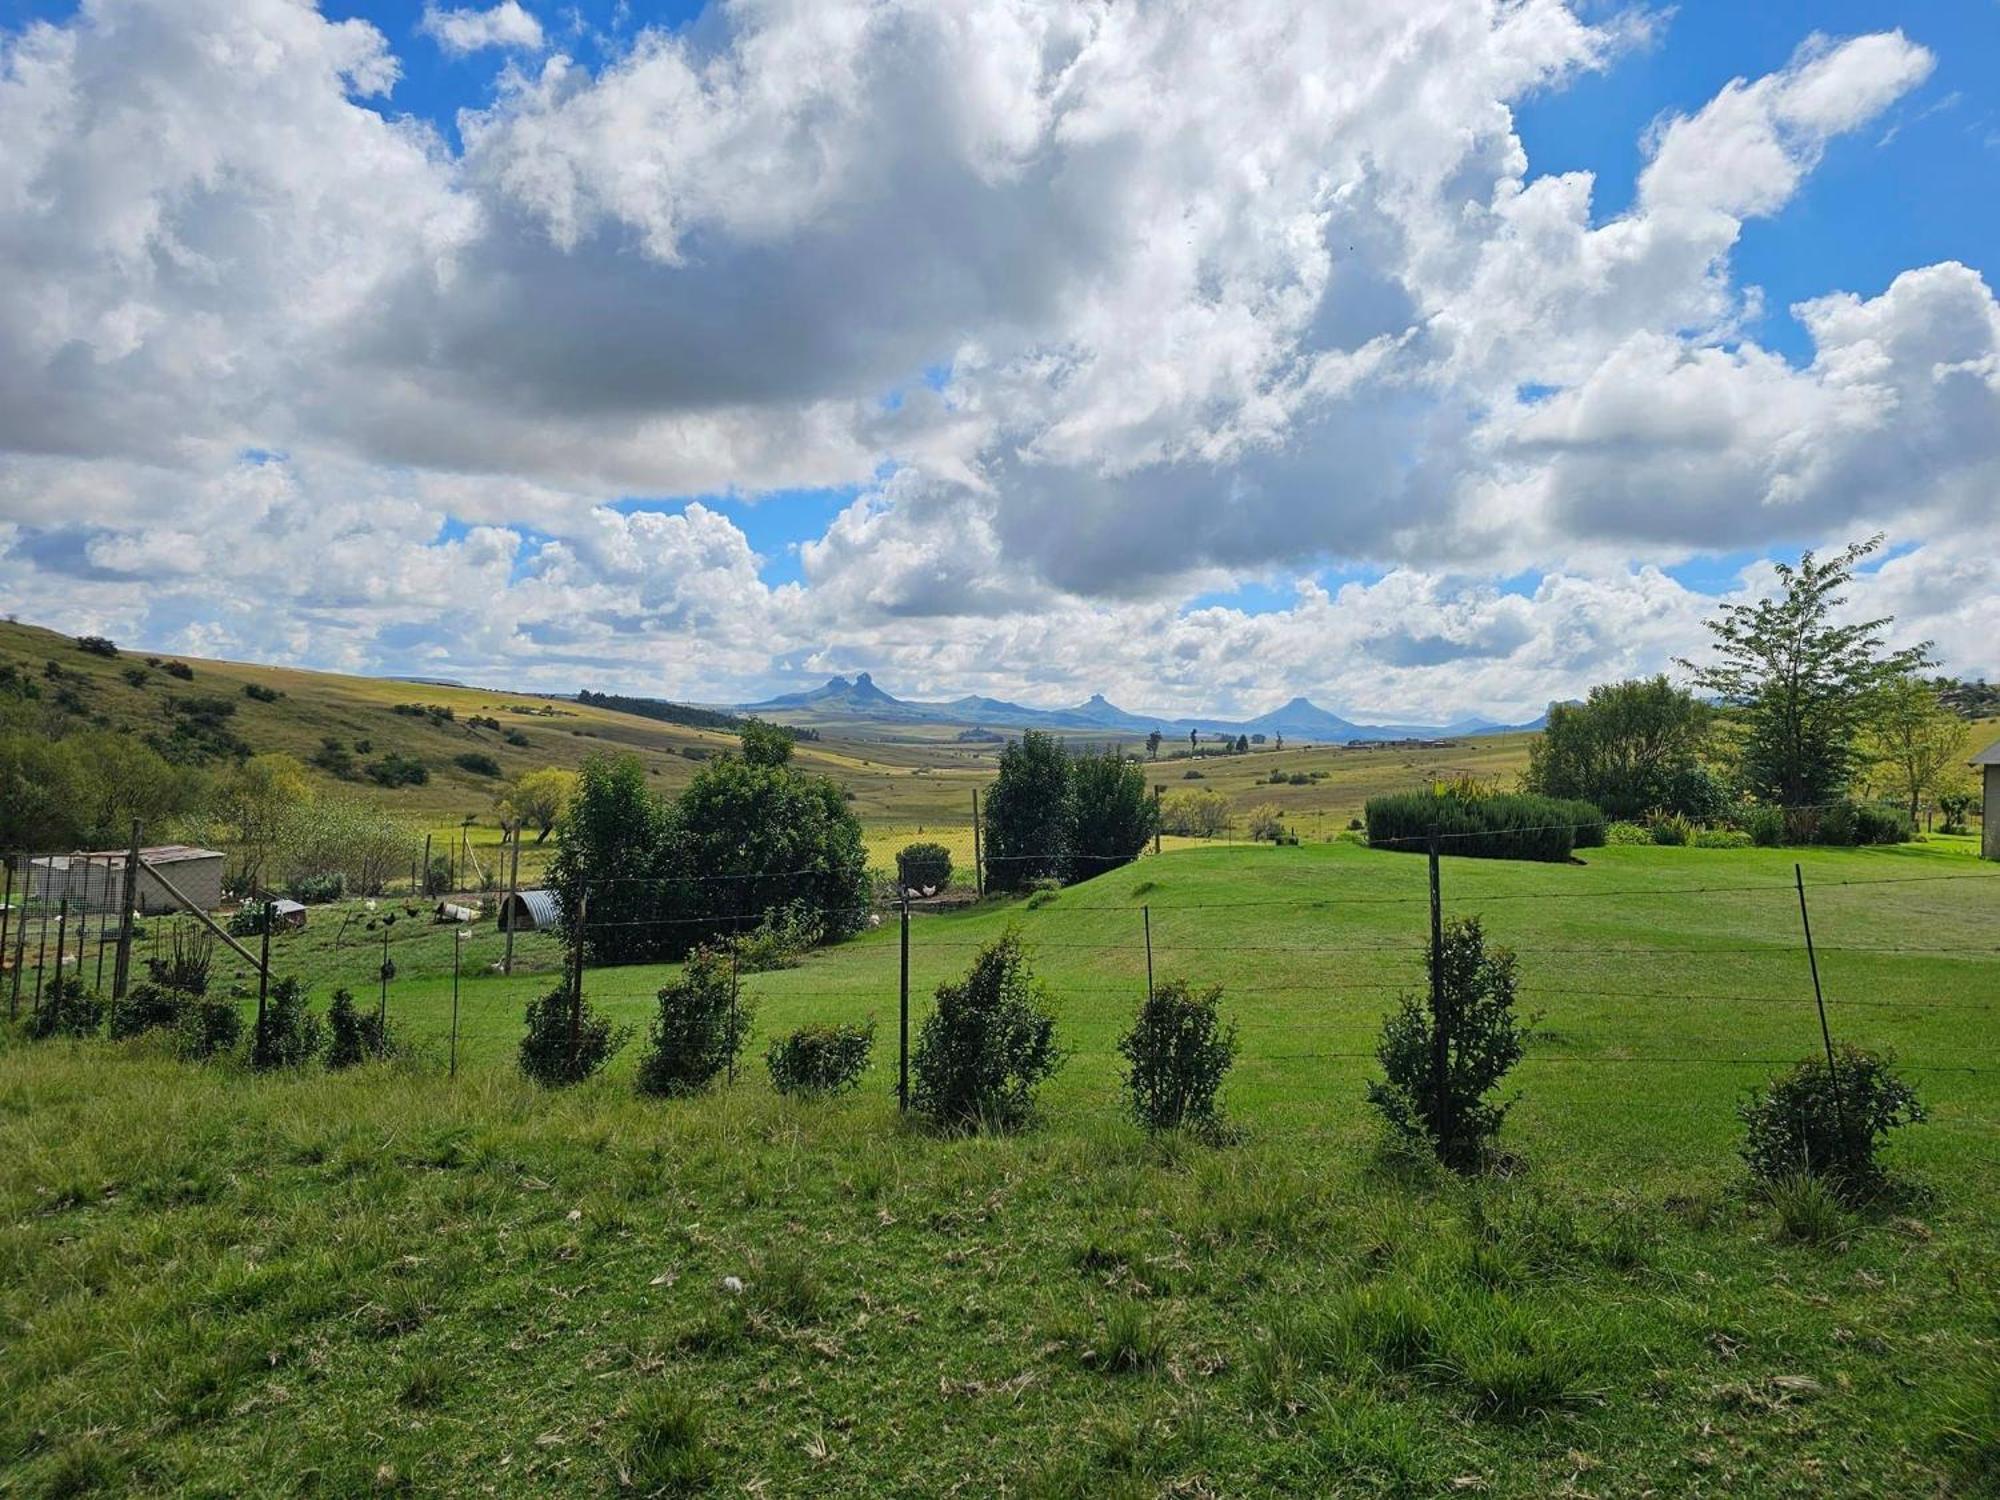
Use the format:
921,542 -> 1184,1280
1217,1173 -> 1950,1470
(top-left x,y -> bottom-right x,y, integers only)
1428,830 -> 1450,1150
112,822 -> 141,999
502,827 -> 521,977
1794,863 -> 1848,1142
1143,904 -> 1154,1001
898,890 -> 911,1111
971,789 -> 984,899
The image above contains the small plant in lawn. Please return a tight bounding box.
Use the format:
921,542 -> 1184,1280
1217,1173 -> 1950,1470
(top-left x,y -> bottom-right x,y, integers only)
748,1246 -> 825,1323
106,980 -> 183,1040
1738,1044 -> 1925,1201
895,840 -> 952,893
24,974 -> 104,1040
175,997 -> 242,1061
765,1019 -> 875,1097
1118,979 -> 1238,1139
519,982 -> 632,1088
324,987 -> 396,1069
1764,1171 -> 1847,1245
617,1384 -> 713,1494
635,948 -> 749,1097
249,976 -> 323,1070
1367,915 -> 1526,1172
1083,1297 -> 1168,1374
910,929 -> 1063,1132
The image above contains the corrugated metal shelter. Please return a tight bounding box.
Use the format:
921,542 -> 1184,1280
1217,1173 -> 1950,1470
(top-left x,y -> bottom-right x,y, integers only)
29,845 -> 226,915
268,899 -> 308,932
1973,739 -> 2000,861
498,889 -> 560,932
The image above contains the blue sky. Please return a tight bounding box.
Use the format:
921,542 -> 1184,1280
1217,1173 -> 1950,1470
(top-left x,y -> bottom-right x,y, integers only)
9,0 -> 1986,621
2,2 -> 1995,712
302,0 -> 1998,612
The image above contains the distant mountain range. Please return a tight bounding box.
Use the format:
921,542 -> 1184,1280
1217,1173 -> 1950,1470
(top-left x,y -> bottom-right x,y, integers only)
743,673 -> 1545,743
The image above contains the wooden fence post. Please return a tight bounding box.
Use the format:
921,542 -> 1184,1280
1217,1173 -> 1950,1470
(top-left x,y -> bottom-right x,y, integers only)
112,823 -> 141,999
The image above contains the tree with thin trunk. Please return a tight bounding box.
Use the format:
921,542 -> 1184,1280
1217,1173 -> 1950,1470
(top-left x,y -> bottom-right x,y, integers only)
1867,675 -> 1967,823
1679,536 -> 1931,818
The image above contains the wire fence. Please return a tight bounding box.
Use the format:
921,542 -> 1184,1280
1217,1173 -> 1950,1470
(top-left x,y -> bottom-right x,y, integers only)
5,829 -> 1997,1148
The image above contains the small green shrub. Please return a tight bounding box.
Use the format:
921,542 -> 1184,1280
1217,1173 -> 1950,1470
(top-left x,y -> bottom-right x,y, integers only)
910,930 -> 1063,1131
1743,804 -> 1786,846
365,752 -> 430,788
285,870 -> 346,904
161,660 -> 194,681
519,983 -> 632,1088
1603,820 -> 1649,845
227,901 -> 272,938
453,751 -> 502,777
1367,916 -> 1525,1172
176,997 -> 243,1061
1692,827 -> 1752,849
730,902 -> 821,974
242,682 -> 281,703
1118,979 -> 1237,1138
1647,811 -> 1693,846
895,840 -> 953,893
1245,804 -> 1285,842
325,987 -> 395,1069
24,974 -> 103,1040
1739,1045 -> 1924,1200
74,634 -> 119,657
249,976 -> 323,1070
635,948 -> 748,1097
107,981 -> 183,1040
765,1020 -> 875,1097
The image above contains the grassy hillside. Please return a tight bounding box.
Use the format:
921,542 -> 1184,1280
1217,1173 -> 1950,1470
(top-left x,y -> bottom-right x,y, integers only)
4,619 -> 1558,884
2,838 -> 1993,1494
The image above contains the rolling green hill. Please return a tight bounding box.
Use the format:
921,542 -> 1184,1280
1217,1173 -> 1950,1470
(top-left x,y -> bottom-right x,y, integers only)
2,619 -> 1554,881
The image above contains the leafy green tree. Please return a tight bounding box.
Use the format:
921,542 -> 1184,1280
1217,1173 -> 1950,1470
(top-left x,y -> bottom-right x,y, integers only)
983,731 -> 1074,892
1680,536 -> 1931,812
1866,676 -> 1967,823
276,796 -> 417,896
497,766 -> 578,842
1145,729 -> 1162,760
672,746 -> 869,951
549,753 -> 678,965
1065,747 -> 1156,881
0,729 -> 202,850
221,752 -> 312,886
739,718 -> 796,768
1523,676 -> 1715,819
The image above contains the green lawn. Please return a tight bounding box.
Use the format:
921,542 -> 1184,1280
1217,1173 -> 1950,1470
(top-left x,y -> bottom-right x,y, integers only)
2,838 -> 1996,1495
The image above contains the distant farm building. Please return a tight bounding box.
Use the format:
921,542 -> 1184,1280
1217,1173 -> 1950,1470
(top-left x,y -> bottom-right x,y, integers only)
498,889 -> 560,932
1974,739 -> 2000,860
29,845 -> 225,914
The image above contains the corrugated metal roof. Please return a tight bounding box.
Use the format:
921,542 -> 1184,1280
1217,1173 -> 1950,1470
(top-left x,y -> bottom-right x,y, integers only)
1971,739 -> 2000,767
40,845 -> 224,865
504,889 -> 561,930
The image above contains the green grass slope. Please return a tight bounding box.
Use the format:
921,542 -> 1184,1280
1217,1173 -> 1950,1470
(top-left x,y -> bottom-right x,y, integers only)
2,838 -> 1994,1494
